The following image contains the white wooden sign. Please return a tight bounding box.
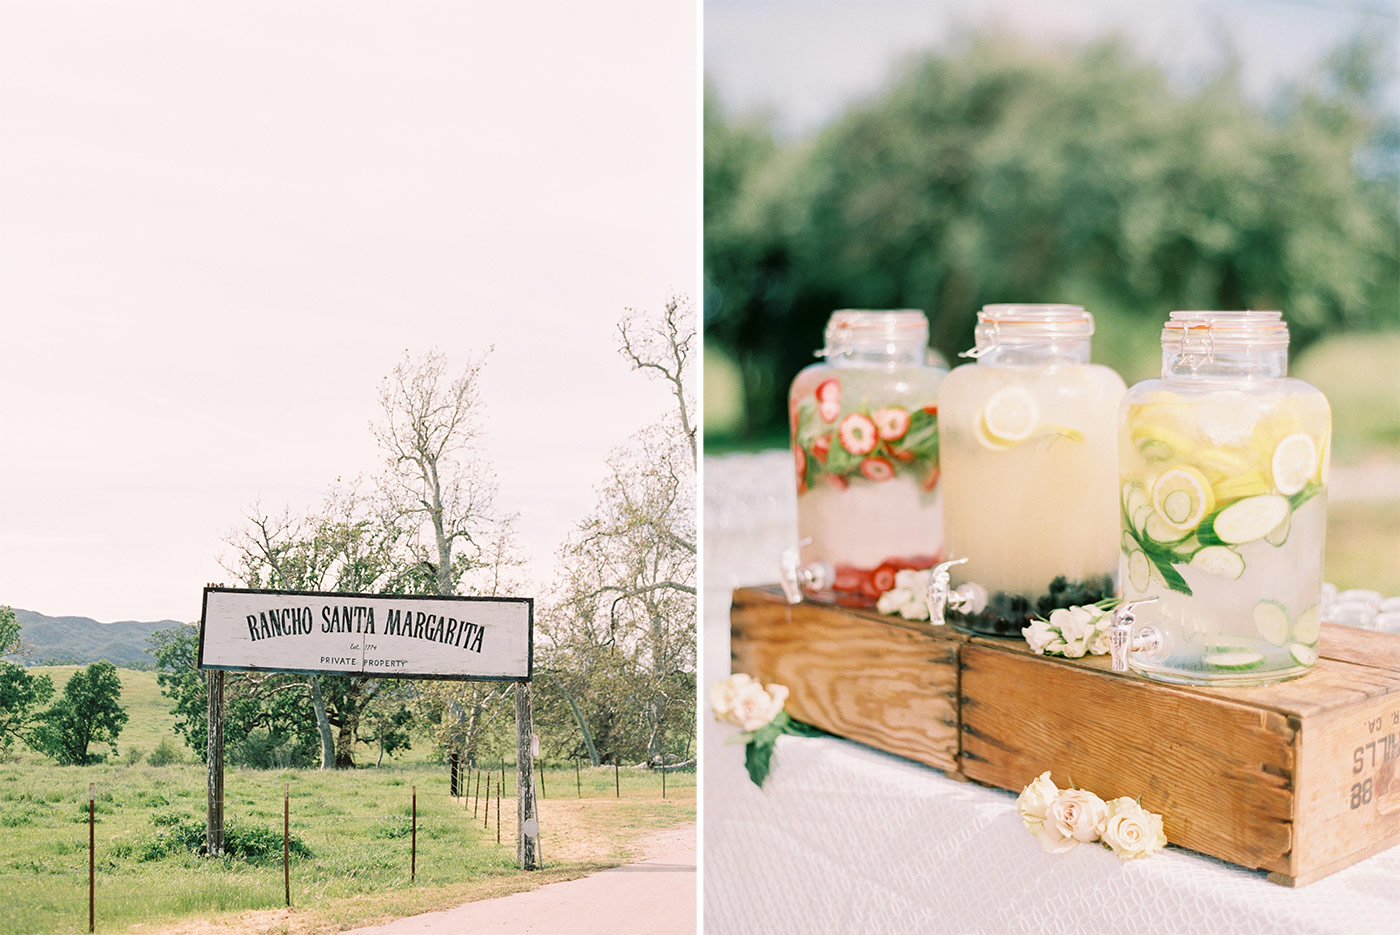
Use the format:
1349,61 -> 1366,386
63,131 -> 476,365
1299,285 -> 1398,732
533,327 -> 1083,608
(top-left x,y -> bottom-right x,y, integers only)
198,587 -> 532,681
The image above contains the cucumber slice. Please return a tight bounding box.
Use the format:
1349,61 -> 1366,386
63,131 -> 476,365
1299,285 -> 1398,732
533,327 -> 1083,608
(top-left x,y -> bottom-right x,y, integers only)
1264,511 -> 1290,547
1127,549 -> 1150,592
1207,495 -> 1290,545
1138,438 -> 1173,462
1289,643 -> 1319,666
1144,515 -> 1186,546
1203,650 -> 1266,670
1294,605 -> 1321,644
1132,503 -> 1153,533
1169,534 -> 1202,563
1124,483 -> 1149,525
1122,530 -> 1139,554
1191,545 -> 1246,579
1252,599 -> 1289,646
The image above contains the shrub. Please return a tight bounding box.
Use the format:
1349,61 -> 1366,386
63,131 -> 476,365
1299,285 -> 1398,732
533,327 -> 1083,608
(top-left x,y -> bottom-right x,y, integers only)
122,746 -> 146,766
138,817 -> 312,862
147,738 -> 181,767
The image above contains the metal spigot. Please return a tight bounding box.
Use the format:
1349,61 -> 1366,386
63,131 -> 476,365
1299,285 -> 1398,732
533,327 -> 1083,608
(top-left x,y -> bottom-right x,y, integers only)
925,557 -> 987,626
1109,598 -> 1163,672
778,542 -> 834,605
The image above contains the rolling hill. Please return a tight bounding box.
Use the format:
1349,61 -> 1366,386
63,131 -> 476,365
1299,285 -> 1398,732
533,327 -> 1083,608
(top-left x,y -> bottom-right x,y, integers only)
7,608 -> 184,667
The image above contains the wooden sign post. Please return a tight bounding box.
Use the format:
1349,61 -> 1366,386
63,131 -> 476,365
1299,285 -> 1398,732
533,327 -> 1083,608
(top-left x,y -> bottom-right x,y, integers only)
198,586 -> 538,870
516,683 -> 539,869
205,669 -> 224,857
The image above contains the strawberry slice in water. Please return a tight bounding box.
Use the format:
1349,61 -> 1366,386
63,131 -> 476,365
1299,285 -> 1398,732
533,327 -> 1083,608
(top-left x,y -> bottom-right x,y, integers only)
839,413 -> 879,455
871,564 -> 898,594
860,457 -> 895,481
873,406 -> 911,441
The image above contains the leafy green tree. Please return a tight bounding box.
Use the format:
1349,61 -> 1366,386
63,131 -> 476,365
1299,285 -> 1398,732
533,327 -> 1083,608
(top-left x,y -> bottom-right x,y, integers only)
706,31 -> 1400,441
149,623 -> 322,767
0,607 -> 55,755
0,605 -> 21,655
29,660 -> 128,765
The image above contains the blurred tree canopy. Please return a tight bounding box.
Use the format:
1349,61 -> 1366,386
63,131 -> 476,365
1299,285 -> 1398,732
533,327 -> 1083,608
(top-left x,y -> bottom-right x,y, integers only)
705,31 -> 1399,443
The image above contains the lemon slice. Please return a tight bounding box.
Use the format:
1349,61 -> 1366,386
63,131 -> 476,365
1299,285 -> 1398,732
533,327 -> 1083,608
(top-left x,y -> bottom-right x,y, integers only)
1271,433 -> 1318,496
1211,469 -> 1272,503
979,386 -> 1038,446
1131,423 -> 1195,463
1191,447 -> 1255,485
974,412 -> 1013,450
1044,424 -> 1085,442
1151,467 -> 1214,530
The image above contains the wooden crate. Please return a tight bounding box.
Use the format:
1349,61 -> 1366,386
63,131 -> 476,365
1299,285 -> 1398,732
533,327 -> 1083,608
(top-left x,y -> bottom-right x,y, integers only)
730,586 -> 965,775
730,586 -> 1400,885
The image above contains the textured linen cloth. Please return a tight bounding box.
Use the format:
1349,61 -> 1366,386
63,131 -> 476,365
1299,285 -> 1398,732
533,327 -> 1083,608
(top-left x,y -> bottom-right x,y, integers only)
703,451 -> 1400,935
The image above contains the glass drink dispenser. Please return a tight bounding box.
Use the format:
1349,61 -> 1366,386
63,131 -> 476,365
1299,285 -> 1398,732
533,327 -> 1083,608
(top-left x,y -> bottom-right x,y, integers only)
1109,310 -> 1330,685
928,304 -> 1126,635
781,309 -> 947,603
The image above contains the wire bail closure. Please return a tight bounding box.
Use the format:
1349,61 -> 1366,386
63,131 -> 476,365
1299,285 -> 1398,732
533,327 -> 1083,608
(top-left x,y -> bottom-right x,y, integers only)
1177,322 -> 1216,371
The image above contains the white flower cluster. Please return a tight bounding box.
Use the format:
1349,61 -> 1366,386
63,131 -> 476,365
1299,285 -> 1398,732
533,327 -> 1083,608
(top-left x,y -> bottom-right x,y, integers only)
1018,771 -> 1167,860
873,569 -> 932,621
710,673 -> 789,732
1021,605 -> 1114,658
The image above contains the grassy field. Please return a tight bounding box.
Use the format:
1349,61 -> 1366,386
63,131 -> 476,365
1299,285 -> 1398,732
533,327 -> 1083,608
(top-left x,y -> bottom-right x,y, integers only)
0,670 -> 695,935
32,665 -> 184,761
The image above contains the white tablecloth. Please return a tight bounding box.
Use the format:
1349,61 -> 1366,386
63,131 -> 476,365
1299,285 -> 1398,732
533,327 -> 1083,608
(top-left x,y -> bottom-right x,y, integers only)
702,452 -> 1400,935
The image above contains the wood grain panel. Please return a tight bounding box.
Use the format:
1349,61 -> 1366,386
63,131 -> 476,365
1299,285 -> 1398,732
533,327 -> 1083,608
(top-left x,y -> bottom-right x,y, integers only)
729,587 -> 1400,884
959,642 -> 1298,873
731,587 -> 962,773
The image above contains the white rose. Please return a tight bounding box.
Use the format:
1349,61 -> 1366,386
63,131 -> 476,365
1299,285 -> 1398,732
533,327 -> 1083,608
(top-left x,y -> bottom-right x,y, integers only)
1032,820 -> 1079,853
894,569 -> 929,591
1061,637 -> 1088,659
1017,771 -> 1059,830
726,679 -> 790,732
900,596 -> 931,621
1054,606 -> 1096,646
1022,618 -> 1057,654
1101,797 -> 1167,860
877,587 -> 912,615
709,673 -> 753,721
1046,788 -> 1109,843
1087,615 -> 1113,656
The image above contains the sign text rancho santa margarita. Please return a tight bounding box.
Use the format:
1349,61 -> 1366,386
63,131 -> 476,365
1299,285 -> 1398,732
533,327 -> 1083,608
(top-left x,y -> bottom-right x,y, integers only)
199,587 -> 532,681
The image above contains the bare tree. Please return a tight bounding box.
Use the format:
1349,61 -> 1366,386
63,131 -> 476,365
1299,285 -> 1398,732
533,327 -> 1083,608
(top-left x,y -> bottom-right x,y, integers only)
546,296 -> 698,764
373,349 -> 501,597
618,294 -> 697,468
372,349 -> 534,767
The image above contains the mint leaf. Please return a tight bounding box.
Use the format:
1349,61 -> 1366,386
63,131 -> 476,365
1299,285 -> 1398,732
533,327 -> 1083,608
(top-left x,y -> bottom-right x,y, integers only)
782,718 -> 828,738
745,737 -> 776,787
1289,483 -> 1323,512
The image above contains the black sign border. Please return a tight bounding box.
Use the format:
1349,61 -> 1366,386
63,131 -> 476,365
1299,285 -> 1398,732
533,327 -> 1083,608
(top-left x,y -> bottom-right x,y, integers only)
197,585 -> 533,682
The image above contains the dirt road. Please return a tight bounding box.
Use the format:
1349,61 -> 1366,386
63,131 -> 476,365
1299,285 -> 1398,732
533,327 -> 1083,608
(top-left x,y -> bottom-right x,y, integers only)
345,823 -> 696,935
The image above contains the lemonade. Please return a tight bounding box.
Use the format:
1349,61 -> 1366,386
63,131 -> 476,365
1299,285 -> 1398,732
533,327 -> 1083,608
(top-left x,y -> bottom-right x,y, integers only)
789,310 -> 947,601
938,305 -> 1125,635
1117,311 -> 1330,685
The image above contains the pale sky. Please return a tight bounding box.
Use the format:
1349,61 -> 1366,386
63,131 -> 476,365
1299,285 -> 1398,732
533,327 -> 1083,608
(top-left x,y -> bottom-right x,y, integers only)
0,1 -> 697,622
707,0 -> 1397,138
